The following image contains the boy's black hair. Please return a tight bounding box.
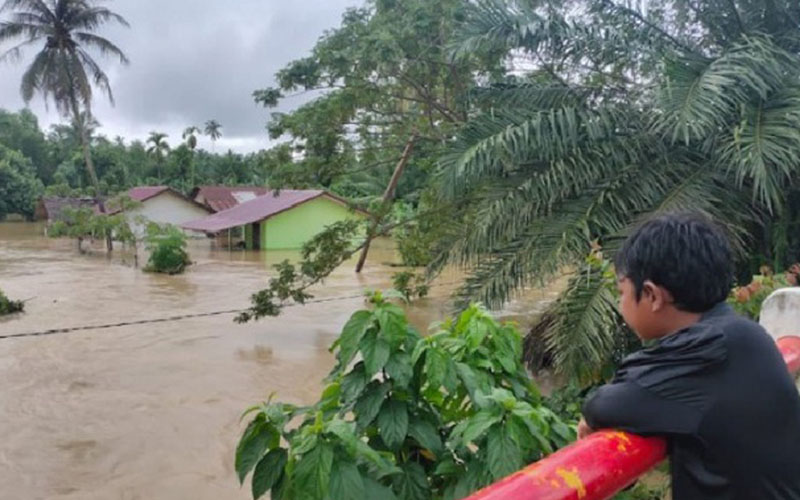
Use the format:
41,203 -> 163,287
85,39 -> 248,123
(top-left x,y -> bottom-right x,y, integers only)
614,212 -> 734,313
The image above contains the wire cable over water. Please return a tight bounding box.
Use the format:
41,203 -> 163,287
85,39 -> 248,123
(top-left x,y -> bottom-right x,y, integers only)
0,282 -> 460,341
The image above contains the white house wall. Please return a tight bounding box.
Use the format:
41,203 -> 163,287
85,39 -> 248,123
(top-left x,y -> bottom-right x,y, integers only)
128,192 -> 209,236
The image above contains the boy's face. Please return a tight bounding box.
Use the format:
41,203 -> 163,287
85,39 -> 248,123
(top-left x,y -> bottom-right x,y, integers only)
617,276 -> 661,340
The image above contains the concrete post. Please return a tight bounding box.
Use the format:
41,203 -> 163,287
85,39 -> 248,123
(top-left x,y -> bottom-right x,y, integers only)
760,288 -> 800,341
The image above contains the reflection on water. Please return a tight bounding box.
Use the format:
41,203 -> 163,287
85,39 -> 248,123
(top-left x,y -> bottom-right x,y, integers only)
0,222 -> 559,500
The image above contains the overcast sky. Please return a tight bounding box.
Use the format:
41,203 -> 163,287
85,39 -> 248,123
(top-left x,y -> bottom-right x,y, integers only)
0,0 -> 360,153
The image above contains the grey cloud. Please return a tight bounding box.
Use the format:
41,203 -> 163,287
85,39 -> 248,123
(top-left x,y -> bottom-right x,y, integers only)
0,0 -> 359,152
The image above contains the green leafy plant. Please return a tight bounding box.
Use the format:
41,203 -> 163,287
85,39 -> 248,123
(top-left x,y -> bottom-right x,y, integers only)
236,220 -> 366,322
391,271 -> 430,302
236,294 -> 573,500
48,205 -> 134,254
0,289 -> 24,316
728,264 -> 800,319
143,223 -> 191,275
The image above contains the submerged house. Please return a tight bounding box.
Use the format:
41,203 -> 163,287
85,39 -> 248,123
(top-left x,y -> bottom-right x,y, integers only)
116,186 -> 212,234
35,197 -> 103,224
182,190 -> 368,250
189,186 -> 270,213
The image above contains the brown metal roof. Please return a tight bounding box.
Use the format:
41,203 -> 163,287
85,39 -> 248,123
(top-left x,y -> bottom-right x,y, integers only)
182,190 -> 336,233
106,186 -> 211,215
38,197 -> 103,222
190,186 -> 271,213
128,186 -> 170,202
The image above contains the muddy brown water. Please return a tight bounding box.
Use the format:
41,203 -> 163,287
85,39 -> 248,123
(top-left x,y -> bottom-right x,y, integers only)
0,222 -> 559,500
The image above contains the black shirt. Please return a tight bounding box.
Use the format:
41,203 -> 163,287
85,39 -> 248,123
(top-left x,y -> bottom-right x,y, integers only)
583,303 -> 800,499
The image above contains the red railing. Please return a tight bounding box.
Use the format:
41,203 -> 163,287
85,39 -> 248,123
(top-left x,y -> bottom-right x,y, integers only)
465,335 -> 800,500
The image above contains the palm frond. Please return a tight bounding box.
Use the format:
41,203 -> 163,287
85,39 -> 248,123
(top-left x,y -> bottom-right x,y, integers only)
66,6 -> 129,31
468,82 -> 587,110
541,264 -> 622,381
76,47 -> 112,103
73,32 -> 129,64
716,87 -> 800,212
0,33 -> 41,62
19,46 -> 52,102
438,105 -> 642,200
654,35 -> 798,145
450,0 -> 553,60
0,0 -> 53,19
0,20 -> 47,41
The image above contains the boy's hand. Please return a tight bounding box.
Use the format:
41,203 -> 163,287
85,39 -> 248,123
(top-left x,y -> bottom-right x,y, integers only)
577,418 -> 595,439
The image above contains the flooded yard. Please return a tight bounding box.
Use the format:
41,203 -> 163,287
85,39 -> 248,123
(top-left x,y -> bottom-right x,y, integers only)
0,222 -> 558,500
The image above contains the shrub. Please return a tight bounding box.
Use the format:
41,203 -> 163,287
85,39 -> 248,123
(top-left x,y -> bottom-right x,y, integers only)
728,264 -> 800,319
391,271 -> 429,302
143,223 -> 191,275
236,294 -> 573,500
0,289 -> 24,316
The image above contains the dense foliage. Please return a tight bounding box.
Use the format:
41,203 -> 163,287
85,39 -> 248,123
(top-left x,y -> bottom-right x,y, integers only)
729,264 -> 800,319
143,223 -> 191,275
0,108 -> 270,211
49,205 -> 136,254
0,289 -> 24,316
236,220 -> 366,321
0,143 -> 43,219
236,296 -> 572,500
0,0 -> 130,189
426,0 -> 800,380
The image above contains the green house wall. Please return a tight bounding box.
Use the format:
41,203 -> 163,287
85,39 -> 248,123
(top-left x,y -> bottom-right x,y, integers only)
244,224 -> 253,249
249,196 -> 365,250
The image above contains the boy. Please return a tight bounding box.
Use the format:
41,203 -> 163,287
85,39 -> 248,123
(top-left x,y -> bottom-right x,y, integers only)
580,213 -> 800,499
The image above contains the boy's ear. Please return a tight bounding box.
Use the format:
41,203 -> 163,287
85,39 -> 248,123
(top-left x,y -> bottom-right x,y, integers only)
642,280 -> 666,311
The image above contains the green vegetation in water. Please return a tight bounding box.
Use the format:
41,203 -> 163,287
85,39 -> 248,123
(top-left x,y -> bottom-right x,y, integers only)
236,294 -> 574,500
0,289 -> 24,316
143,223 -> 191,275
48,198 -> 139,255
236,220 -> 367,322
391,271 -> 429,302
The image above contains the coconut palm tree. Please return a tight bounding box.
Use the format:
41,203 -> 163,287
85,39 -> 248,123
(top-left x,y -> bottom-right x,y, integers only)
204,119 -> 221,151
435,0 -> 800,380
182,126 -> 200,187
0,0 -> 130,190
146,131 -> 169,181
182,126 -> 200,151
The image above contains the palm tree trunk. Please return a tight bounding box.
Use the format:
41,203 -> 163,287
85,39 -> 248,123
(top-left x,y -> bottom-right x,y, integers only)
69,96 -> 100,190
355,134 -> 417,273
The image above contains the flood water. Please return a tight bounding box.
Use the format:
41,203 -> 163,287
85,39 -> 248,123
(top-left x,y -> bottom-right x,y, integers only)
0,222 -> 559,500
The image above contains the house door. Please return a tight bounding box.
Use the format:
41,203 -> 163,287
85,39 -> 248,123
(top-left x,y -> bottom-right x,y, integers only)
251,223 -> 261,250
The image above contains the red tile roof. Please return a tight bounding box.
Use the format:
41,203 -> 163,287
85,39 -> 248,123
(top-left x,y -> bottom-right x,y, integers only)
190,186 -> 271,212
128,186 -> 172,202
182,190 -> 329,233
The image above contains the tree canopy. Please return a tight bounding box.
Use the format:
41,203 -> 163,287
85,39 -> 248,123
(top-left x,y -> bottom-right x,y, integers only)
428,0 -> 800,379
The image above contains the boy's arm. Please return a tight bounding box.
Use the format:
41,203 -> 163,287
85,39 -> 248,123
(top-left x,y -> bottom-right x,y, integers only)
582,381 -> 700,436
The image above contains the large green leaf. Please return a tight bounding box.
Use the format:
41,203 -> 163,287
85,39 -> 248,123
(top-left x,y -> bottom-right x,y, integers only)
392,462 -> 430,500
424,346 -> 448,389
385,352 -> 413,387
329,461 -> 365,500
408,418 -> 443,458
364,476 -> 399,500
235,418 -> 276,484
252,448 -> 288,500
486,426 -> 523,479
336,310 -> 374,367
354,381 -> 391,429
377,399 -> 409,450
462,410 -> 502,445
295,442 -> 334,499
360,330 -> 391,377
341,362 -> 368,404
